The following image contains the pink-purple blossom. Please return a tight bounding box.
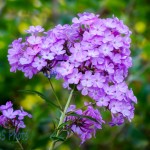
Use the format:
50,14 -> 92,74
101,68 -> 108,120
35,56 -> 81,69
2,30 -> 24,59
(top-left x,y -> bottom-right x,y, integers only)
65,104 -> 104,144
8,12 -> 137,144
0,101 -> 32,132
26,25 -> 44,34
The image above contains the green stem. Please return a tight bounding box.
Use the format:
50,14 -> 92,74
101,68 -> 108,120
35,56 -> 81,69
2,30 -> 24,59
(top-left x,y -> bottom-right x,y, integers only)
48,79 -> 62,110
58,89 -> 74,127
49,141 -> 55,150
49,88 -> 74,150
16,137 -> 24,150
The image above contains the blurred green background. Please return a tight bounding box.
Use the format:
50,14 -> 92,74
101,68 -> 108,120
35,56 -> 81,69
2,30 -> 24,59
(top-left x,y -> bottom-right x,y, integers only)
0,0 -> 150,149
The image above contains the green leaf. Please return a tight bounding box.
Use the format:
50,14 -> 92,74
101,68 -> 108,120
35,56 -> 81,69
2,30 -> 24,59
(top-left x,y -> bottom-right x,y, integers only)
50,129 -> 68,142
50,133 -> 66,142
58,130 -> 68,141
58,121 -> 72,129
51,136 -> 65,142
50,130 -> 57,140
50,130 -> 68,142
82,115 -> 100,124
66,112 -> 100,124
18,90 -> 61,110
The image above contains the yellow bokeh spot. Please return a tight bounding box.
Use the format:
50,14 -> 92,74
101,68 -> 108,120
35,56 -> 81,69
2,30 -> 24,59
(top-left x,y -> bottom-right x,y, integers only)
35,85 -> 43,92
31,16 -> 43,26
140,39 -> 148,47
47,143 -> 70,150
47,141 -> 53,149
59,0 -> 65,6
20,95 -> 44,110
0,41 -> 6,49
33,0 -> 42,8
18,23 -> 29,34
141,53 -> 148,60
138,38 -> 148,49
134,22 -> 146,33
58,145 -> 70,150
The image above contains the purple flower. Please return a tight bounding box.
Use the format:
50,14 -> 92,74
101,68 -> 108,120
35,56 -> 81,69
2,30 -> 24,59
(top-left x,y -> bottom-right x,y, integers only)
104,60 -> 114,74
23,66 -> 38,79
0,101 -> 32,131
17,107 -> 32,120
112,54 -> 121,64
56,62 -> 74,76
115,82 -> 128,93
26,25 -> 44,34
13,120 -> 26,132
109,100 -> 122,114
27,36 -> 42,45
104,85 -> 115,96
7,12 -> 137,139
102,31 -> 114,43
92,57 -> 104,66
81,41 -> 95,51
32,57 -> 47,71
113,69 -> 124,83
77,84 -> 89,96
88,88 -> 104,101
81,71 -> 93,87
41,51 -> 55,60
0,115 -> 7,126
99,44 -> 113,56
87,49 -> 99,58
51,42 -> 65,55
72,12 -> 99,25
65,104 -> 104,144
92,73 -> 105,88
109,113 -> 124,126
121,102 -> 132,117
67,69 -> 82,84
19,53 -> 33,65
2,108 -> 19,119
96,96 -> 109,107
112,35 -> 123,49
90,22 -> 106,36
83,105 -> 104,129
126,89 -> 137,103
104,18 -> 116,28
26,46 -> 40,55
70,43 -> 82,54
0,101 -> 13,111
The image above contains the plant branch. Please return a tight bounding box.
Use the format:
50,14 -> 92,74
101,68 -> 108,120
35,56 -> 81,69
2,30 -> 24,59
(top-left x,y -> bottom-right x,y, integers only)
48,79 -> 62,110
49,88 -> 74,150
16,137 -> 24,150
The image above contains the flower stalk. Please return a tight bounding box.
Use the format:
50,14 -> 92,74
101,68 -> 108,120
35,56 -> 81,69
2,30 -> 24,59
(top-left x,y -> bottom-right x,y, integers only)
16,137 -> 24,150
48,78 -> 62,110
50,88 -> 74,150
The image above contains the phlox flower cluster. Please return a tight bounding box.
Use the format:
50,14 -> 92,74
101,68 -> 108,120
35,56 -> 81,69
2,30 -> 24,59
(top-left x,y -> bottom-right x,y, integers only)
8,12 -> 137,143
0,101 -> 32,132
65,104 -> 104,144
